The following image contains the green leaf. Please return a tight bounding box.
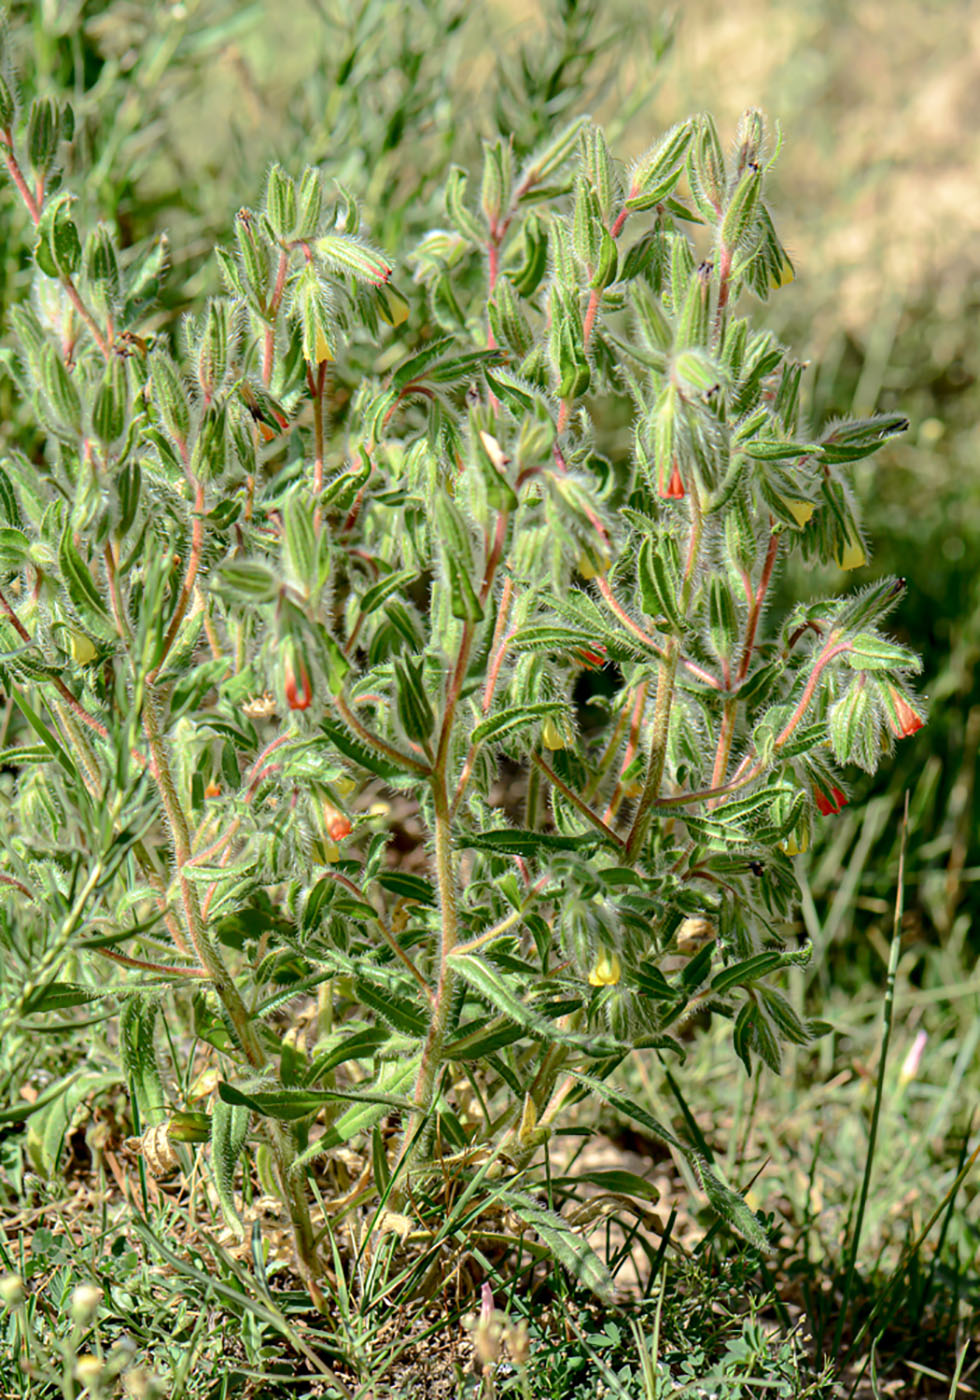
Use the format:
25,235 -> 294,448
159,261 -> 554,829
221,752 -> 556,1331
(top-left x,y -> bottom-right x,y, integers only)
59,521 -> 113,636
499,1189 -> 614,1304
458,828 -> 600,856
8,689 -> 78,780
375,871 -> 436,905
210,1097 -> 251,1238
696,1160 -> 770,1250
120,996 -> 166,1128
314,233 -> 392,285
548,1169 -> 660,1202
218,1080 -> 414,1122
319,715 -> 407,782
359,569 -> 419,616
471,702 -> 568,746
449,953 -> 620,1056
354,976 -> 427,1036
290,1057 -> 421,1167
845,632 -> 921,672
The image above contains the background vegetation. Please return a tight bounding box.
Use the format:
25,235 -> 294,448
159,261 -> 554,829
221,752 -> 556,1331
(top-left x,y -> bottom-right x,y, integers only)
0,1 -> 976,1395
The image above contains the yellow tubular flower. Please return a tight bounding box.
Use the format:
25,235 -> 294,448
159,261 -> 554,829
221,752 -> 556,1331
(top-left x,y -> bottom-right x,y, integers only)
588,949 -> 622,987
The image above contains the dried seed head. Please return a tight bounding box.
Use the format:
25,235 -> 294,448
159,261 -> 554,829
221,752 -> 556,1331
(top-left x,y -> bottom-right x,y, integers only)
0,1274 -> 26,1308
125,1122 -> 179,1179
69,1283 -> 102,1325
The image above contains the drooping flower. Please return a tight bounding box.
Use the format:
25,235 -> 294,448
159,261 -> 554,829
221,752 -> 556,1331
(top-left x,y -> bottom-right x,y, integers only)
284,651 -> 313,711
588,948 -> 622,987
781,826 -> 810,856
882,684 -> 924,739
541,716 -> 568,750
814,783 -> 848,816
659,457 -> 685,500
323,801 -> 352,842
837,533 -> 866,570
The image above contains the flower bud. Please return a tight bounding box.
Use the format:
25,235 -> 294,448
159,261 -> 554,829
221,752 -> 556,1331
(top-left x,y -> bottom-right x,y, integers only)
323,800 -> 352,842
74,1355 -> 103,1386
284,648 -> 313,711
541,716 -> 568,750
0,1274 -> 26,1308
70,1284 -> 102,1325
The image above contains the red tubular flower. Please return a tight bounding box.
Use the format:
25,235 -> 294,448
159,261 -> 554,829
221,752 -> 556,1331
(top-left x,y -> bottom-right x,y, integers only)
324,803 -> 352,842
284,652 -> 313,711
814,784 -> 848,817
659,458 -> 685,500
884,685 -> 924,738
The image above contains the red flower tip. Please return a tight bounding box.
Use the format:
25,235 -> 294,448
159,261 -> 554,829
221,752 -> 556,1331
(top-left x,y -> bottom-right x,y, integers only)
659,458 -> 685,500
325,810 -> 352,842
285,655 -> 313,711
814,784 -> 848,817
886,686 -> 924,739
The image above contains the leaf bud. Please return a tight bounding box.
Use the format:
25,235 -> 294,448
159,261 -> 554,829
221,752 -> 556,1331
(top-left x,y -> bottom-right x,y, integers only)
167,1111 -> 211,1143
0,74 -> 15,131
27,95 -> 59,173
265,162 -> 297,241
148,349 -> 191,445
40,342 -> 81,433
294,166 -> 323,240
83,224 -> 120,308
91,357 -> 129,446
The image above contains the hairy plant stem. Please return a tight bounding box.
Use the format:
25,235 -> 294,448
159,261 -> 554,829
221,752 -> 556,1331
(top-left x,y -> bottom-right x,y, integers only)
626,482 -> 704,861
397,774 -> 459,1179
141,687 -> 323,1306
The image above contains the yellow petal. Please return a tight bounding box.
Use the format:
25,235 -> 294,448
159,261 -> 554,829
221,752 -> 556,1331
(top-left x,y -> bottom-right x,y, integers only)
69,629 -> 98,664
542,717 -> 567,750
308,323 -> 333,365
838,535 -> 866,570
780,827 -> 809,857
378,287 -> 410,327
588,950 -> 622,987
783,498 -> 814,527
577,549 -> 611,580
768,253 -> 794,290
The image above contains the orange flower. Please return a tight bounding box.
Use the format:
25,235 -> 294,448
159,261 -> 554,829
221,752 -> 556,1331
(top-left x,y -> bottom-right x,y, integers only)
883,685 -> 924,739
814,783 -> 847,817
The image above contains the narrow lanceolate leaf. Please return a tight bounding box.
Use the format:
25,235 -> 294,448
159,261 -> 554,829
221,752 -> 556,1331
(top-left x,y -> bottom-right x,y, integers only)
120,996 -> 166,1128
449,954 -> 620,1056
695,1159 -> 769,1250
211,1096 -> 250,1237
59,522 -> 113,637
499,1189 -> 615,1304
218,1080 -> 414,1122
845,633 -> 921,672
290,1057 -> 421,1169
314,234 -> 392,285
458,828 -> 601,857
471,702 -> 569,746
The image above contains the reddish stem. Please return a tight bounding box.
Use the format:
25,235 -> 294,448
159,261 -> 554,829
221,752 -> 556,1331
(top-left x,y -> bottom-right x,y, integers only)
0,134 -> 40,223
149,481 -> 205,680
